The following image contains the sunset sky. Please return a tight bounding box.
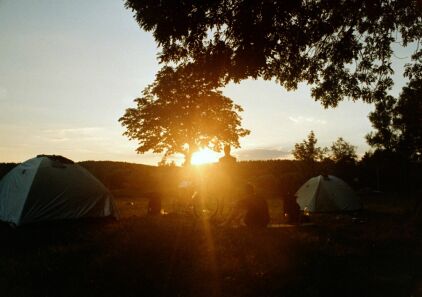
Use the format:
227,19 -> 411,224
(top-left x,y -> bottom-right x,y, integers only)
0,0 -> 414,165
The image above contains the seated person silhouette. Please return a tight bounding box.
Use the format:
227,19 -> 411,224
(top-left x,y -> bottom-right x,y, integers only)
223,183 -> 270,228
282,193 -> 301,224
147,192 -> 162,215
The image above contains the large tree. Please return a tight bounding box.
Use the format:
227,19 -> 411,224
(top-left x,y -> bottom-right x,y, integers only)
119,67 -> 250,166
125,0 -> 421,107
366,77 -> 422,160
366,95 -> 398,151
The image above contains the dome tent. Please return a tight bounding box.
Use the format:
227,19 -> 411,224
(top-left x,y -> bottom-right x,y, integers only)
0,155 -> 117,226
296,175 -> 361,212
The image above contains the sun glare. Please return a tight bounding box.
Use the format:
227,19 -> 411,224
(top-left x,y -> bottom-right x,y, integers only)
191,148 -> 220,165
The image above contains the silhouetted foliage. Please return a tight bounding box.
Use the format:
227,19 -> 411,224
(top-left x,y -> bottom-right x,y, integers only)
119,67 -> 250,165
292,131 -> 328,162
367,78 -> 422,160
359,150 -> 422,194
292,131 -> 330,178
330,137 -> 358,163
125,0 -> 421,106
366,95 -> 398,151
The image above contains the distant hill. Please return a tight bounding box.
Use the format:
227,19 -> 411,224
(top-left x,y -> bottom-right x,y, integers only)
79,160 -> 156,190
0,159 -> 304,198
1,158 -> 420,198
0,163 -> 17,180
0,159 -> 334,194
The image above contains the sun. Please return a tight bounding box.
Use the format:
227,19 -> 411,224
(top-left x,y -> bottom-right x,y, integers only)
191,148 -> 220,165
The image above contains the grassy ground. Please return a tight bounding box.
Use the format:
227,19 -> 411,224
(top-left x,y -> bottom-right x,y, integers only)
0,195 -> 421,297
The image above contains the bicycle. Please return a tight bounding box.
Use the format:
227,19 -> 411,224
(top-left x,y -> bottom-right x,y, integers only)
191,190 -> 227,220
170,184 -> 230,221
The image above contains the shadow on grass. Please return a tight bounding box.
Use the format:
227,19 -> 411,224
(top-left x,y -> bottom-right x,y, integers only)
0,211 -> 420,297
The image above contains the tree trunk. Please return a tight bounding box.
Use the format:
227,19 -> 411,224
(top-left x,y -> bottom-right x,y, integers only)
183,151 -> 192,167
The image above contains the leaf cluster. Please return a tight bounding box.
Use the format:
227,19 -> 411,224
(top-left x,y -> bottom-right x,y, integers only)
366,77 -> 422,160
293,131 -> 357,163
330,137 -> 358,162
125,0 -> 421,107
292,131 -> 328,162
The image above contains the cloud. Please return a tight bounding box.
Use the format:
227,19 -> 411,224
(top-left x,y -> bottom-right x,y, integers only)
288,116 -> 327,125
235,148 -> 290,161
41,127 -> 106,142
43,127 -> 102,135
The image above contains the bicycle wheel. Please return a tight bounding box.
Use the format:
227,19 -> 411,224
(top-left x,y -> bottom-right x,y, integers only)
192,192 -> 221,219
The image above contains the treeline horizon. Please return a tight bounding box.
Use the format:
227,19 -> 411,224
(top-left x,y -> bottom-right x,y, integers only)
1,154 -> 420,200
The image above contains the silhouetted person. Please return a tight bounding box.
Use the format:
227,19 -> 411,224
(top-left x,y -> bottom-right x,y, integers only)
282,193 -> 301,224
224,183 -> 270,227
278,173 -> 303,224
219,145 -> 237,165
147,192 -> 162,215
216,145 -> 237,203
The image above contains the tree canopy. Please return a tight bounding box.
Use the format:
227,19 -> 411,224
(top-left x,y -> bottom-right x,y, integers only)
125,0 -> 421,107
330,137 -> 358,162
366,77 -> 422,160
292,131 -> 327,162
119,67 -> 250,165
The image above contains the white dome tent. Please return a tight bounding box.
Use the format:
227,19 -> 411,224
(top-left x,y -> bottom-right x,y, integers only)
296,175 -> 361,212
0,155 -> 118,226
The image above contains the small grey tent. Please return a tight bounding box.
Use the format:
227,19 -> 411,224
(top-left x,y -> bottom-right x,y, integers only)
0,155 -> 117,226
296,175 -> 361,212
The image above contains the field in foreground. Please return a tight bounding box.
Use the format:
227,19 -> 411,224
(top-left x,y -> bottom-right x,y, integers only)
0,195 -> 421,297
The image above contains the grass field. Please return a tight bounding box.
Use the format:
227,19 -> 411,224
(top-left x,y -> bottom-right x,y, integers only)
0,194 -> 421,297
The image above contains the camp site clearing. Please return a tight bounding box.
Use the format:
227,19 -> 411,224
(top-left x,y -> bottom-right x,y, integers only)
0,193 -> 420,297
0,158 -> 421,297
